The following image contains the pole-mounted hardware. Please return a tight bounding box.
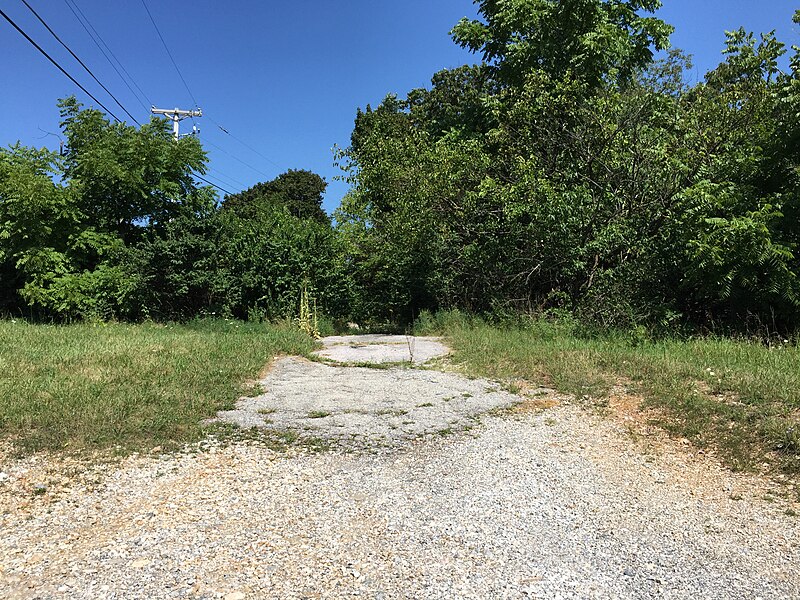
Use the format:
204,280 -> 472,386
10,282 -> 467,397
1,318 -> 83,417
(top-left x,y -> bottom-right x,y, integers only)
151,106 -> 202,139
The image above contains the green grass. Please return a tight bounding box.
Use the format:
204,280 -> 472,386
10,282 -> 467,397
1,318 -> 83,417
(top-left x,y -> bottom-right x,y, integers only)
306,410 -> 331,419
422,312 -> 800,476
0,319 -> 315,454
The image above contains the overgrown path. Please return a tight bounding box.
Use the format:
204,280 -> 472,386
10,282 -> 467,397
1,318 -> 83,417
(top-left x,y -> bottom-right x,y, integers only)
213,335 -> 521,448
1,336 -> 799,599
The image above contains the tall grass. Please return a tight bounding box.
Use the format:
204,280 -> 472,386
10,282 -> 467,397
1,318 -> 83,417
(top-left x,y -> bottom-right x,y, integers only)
420,311 -> 800,475
0,319 -> 315,453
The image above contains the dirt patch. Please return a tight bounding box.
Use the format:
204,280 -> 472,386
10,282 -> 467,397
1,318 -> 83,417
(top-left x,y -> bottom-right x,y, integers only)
511,396 -> 563,414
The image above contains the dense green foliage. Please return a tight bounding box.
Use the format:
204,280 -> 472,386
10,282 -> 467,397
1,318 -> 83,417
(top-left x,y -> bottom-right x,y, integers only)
0,99 -> 344,322
222,168 -> 329,224
337,2 -> 800,332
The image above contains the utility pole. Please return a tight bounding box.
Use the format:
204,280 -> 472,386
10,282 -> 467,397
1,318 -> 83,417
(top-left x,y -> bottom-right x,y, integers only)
151,106 -> 202,140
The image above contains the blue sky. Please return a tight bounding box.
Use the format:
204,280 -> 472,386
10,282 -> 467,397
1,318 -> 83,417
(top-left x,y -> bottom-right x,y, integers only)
1,1 -> 797,214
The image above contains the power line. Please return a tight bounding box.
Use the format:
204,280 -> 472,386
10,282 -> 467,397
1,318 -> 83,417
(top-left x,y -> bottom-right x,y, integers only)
206,116 -> 282,169
4,5 -> 236,199
204,174 -> 244,195
20,0 -> 140,125
206,168 -> 247,190
195,173 -> 233,196
0,7 -> 122,122
62,0 -> 152,112
140,0 -> 198,108
202,136 -> 275,180
138,0 -> 283,184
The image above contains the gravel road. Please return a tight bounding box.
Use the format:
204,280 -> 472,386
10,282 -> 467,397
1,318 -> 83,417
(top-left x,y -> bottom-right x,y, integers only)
1,336 -> 799,599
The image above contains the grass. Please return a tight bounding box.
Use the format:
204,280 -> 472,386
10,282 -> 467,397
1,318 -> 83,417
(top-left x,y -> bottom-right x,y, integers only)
421,312 -> 800,476
0,319 -> 315,454
306,410 -> 331,419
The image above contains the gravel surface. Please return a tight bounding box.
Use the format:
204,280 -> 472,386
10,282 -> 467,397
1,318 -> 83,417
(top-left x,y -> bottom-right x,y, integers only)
213,356 -> 520,448
312,335 -> 449,365
2,336 -> 799,599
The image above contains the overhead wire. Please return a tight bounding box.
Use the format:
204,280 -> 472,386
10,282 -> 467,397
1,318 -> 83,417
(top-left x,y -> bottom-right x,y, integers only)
62,0 -> 152,112
137,0 -> 250,192
201,136 -> 274,180
204,174 -> 244,194
0,7 -> 122,122
194,173 -> 233,196
139,0 -> 279,174
205,116 -> 282,169
138,0 -> 281,184
20,0 -> 140,125
3,3 -> 242,198
205,168 -> 247,190
139,0 -> 198,108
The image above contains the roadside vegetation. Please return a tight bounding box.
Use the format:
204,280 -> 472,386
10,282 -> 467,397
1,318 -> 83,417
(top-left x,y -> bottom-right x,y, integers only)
418,311 -> 800,476
0,319 -> 314,453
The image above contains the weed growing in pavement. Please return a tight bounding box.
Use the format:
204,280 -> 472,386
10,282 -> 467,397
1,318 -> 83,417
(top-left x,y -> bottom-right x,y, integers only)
296,280 -> 321,340
307,410 -> 331,419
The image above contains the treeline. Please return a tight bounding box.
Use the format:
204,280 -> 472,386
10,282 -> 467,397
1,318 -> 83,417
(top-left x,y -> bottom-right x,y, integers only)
2,1 -> 800,333
337,1 -> 800,332
0,97 -> 347,322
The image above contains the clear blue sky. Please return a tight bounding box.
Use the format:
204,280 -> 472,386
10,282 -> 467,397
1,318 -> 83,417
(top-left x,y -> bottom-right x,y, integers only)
1,1 -> 797,214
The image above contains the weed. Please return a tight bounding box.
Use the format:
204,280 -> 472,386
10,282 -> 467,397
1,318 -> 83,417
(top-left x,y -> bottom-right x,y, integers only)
416,402 -> 434,408
296,281 -> 320,339
243,383 -> 266,397
310,355 -> 410,370
307,410 -> 331,419
406,331 -> 416,364
374,409 -> 408,416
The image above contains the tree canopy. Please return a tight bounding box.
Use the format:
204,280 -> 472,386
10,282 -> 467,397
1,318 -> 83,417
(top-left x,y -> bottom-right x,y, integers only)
335,4 -> 800,331
222,169 -> 329,225
0,99 -> 341,321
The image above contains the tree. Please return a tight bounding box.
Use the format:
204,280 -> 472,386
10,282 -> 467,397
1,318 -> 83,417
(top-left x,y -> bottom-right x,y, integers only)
222,169 -> 329,224
451,0 -> 673,88
0,98 -> 216,319
0,144 -> 79,314
215,204 -> 349,320
337,2 -> 800,331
